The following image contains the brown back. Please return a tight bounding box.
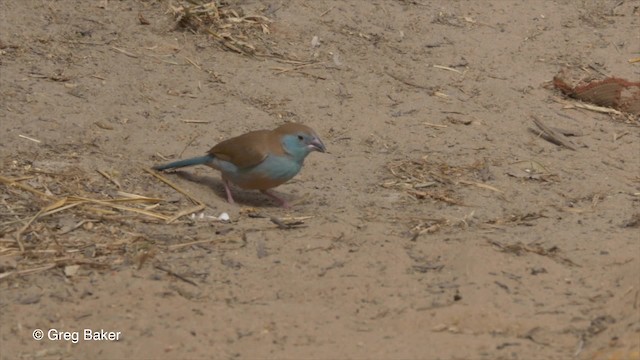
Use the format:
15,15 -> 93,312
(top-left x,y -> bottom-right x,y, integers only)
208,129 -> 286,168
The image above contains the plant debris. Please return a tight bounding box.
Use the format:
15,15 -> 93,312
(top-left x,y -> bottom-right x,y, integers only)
169,0 -> 272,56
553,67 -> 640,117
530,116 -> 577,150
0,160 -> 211,280
488,239 -> 579,267
382,157 -> 496,205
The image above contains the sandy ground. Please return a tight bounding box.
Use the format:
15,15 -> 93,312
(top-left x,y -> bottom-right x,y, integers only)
1,1 -> 639,359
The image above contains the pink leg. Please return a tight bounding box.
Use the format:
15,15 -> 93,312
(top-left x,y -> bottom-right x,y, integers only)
260,189 -> 290,208
222,177 -> 235,204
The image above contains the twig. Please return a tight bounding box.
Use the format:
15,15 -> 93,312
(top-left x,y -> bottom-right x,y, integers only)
145,54 -> 180,65
273,67 -> 326,80
488,239 -> 580,267
258,54 -> 313,65
0,175 -> 55,199
58,37 -> 118,46
179,135 -> 199,158
62,196 -> 169,220
423,122 -> 448,128
272,62 -> 323,74
115,191 -> 163,202
166,204 -> 206,224
111,46 -> 138,58
15,208 -> 46,252
531,116 -> 576,150
97,169 -> 121,188
144,168 -> 203,206
154,265 -> 198,286
319,5 -> 335,16
0,264 -> 57,281
182,55 -> 201,70
386,71 -> 432,90
87,201 -> 169,220
458,180 -> 503,193
18,134 -> 41,143
553,97 -> 623,115
433,64 -> 463,74
168,236 -> 236,250
181,119 -> 211,124
572,102 -> 622,115
613,132 -> 629,142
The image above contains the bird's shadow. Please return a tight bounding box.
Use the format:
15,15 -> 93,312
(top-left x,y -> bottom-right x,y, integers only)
169,171 -> 284,208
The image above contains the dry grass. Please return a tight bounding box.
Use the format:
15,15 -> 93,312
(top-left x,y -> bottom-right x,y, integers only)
169,0 -> 272,56
381,157 -> 494,205
0,158 -> 208,280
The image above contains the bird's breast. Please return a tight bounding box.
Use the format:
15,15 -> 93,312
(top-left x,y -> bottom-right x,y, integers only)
221,154 -> 302,190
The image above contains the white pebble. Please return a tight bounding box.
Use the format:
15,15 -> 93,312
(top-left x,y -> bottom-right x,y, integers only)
311,35 -> 320,48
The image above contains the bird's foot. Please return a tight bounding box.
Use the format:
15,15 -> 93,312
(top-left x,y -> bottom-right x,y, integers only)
260,190 -> 291,208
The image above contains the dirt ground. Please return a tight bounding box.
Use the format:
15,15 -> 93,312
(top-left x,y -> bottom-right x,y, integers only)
1,1 -> 639,359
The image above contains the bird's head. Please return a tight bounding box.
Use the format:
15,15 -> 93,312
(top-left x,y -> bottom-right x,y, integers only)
276,123 -> 326,161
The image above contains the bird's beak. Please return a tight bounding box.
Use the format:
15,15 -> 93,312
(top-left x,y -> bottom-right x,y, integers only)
309,137 -> 326,153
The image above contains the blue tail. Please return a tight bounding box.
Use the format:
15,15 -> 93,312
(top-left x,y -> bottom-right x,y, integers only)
153,155 -> 212,171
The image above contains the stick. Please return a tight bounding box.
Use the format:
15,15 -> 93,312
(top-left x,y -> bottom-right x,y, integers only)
386,71 -> 432,90
154,265 -> 198,287
458,180 -> 503,193
111,46 -> 138,58
97,169 -> 121,188
168,236 -> 235,250
144,168 -> 203,205
181,119 -> 211,124
166,204 -> 206,224
433,64 -> 463,74
0,175 -> 56,199
319,5 -> 335,16
531,116 -> 576,150
18,134 -> 41,143
15,208 -> 46,252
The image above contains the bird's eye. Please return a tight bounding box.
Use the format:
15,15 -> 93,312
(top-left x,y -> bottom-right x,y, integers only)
297,135 -> 304,141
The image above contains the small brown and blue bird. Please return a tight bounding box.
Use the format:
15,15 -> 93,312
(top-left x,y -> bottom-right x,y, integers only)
153,123 -> 326,208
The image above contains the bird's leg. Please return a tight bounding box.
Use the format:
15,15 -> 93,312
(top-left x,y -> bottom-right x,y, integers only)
222,177 -> 235,204
260,189 -> 290,208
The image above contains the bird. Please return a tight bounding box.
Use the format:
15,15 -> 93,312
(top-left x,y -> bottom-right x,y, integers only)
153,123 -> 326,208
